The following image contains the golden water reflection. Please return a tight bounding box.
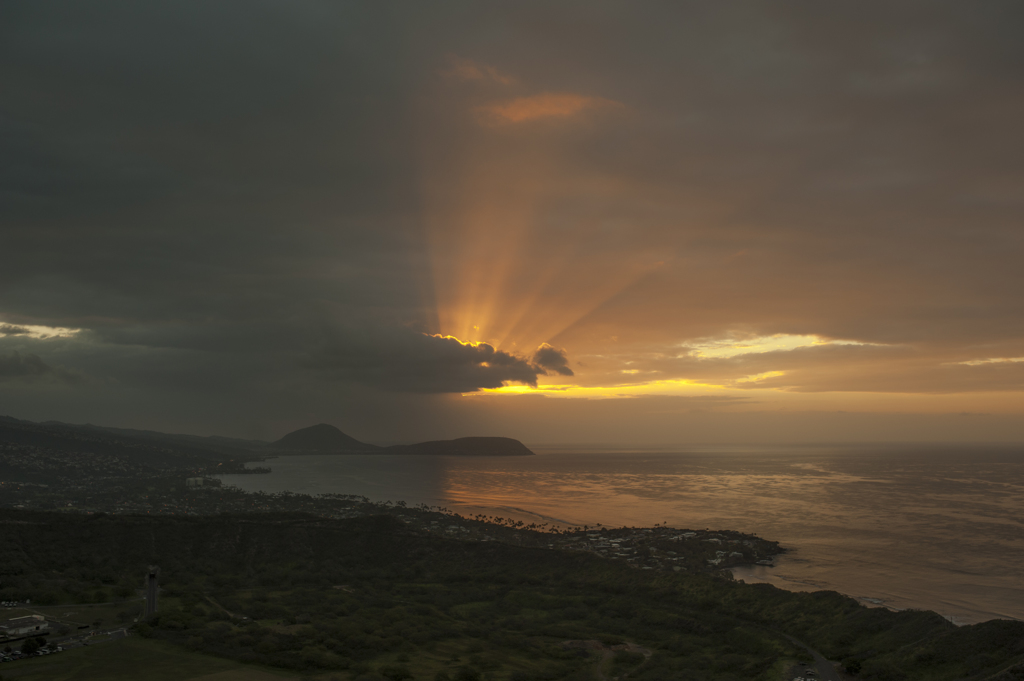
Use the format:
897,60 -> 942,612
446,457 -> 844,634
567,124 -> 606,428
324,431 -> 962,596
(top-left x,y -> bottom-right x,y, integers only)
218,445 -> 1024,625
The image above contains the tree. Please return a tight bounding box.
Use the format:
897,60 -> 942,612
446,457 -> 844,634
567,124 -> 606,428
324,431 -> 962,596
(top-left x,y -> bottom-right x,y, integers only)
379,664 -> 412,681
454,667 -> 481,681
114,584 -> 135,599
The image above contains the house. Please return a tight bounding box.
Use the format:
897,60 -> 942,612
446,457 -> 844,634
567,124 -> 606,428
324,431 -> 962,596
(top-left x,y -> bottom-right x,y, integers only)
0,615 -> 48,639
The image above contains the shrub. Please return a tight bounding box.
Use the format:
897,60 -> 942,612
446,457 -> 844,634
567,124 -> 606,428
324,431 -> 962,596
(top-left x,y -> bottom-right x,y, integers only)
455,666 -> 481,681
379,664 -> 413,681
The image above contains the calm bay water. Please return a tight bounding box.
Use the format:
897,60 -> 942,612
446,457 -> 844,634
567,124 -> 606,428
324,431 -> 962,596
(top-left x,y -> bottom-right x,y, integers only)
216,445 -> 1024,625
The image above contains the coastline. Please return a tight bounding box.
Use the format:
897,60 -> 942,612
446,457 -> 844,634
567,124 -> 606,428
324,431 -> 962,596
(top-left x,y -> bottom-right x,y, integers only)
729,554 -> 1015,626
217,449 -> 1024,626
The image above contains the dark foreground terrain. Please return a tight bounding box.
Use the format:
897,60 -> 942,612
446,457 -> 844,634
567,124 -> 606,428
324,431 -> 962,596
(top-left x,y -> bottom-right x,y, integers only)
0,510 -> 1022,681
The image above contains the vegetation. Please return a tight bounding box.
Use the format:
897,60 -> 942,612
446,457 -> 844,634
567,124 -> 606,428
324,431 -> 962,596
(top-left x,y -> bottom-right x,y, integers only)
1,510 -> 1022,680
1,636 -> 296,681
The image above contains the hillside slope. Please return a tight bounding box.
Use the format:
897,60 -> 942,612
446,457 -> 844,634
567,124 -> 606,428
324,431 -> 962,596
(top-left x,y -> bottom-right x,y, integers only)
271,423 -> 379,452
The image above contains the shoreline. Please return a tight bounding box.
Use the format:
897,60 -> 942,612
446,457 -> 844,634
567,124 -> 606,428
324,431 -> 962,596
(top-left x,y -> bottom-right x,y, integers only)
729,554 -> 1016,626
217,453 -> 1024,626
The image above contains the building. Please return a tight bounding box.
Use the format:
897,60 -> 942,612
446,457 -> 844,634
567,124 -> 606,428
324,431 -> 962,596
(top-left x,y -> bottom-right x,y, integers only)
0,615 -> 48,639
145,565 -> 160,617
185,477 -> 222,488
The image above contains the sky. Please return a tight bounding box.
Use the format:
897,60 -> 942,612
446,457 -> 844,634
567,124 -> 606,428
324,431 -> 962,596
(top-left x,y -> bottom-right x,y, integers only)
2,2 -> 1024,445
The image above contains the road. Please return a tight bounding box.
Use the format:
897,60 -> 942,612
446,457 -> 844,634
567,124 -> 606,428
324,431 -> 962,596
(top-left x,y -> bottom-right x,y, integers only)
779,633 -> 843,681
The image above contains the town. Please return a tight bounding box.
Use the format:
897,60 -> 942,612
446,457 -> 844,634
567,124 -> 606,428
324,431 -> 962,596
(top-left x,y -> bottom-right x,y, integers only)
1,468 -> 784,574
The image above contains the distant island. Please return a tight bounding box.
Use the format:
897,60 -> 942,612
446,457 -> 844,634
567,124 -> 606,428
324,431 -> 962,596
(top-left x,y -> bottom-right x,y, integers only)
385,436 -> 533,457
271,423 -> 534,456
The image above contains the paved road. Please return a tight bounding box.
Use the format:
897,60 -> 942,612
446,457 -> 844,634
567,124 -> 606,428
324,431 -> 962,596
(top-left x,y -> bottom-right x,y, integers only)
779,633 -> 843,681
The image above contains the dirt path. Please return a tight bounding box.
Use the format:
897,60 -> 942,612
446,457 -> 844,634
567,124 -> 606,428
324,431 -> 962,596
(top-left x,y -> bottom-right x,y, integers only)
203,594 -> 242,620
583,641 -> 651,681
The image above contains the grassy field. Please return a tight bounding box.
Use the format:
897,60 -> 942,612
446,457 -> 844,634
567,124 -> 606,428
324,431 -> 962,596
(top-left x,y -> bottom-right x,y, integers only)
186,672 -> 309,681
0,634 -> 799,681
0,637 -> 300,681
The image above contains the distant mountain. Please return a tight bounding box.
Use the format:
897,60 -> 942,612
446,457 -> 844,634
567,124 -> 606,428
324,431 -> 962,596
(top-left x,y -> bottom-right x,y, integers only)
385,437 -> 534,457
72,423 -> 268,454
0,415 -> 531,460
0,415 -> 260,483
2,415 -> 267,455
271,424 -> 379,452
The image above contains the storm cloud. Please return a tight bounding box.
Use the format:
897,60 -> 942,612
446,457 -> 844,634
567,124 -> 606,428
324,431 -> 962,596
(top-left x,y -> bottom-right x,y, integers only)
1,2 -> 1023,441
311,330 -> 544,394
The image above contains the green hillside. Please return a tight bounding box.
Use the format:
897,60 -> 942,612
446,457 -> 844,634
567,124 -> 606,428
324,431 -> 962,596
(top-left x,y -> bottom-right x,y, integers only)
0,511 -> 1021,681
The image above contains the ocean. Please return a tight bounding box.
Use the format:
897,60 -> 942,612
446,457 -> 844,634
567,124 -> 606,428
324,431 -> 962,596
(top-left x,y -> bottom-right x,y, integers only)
215,444 -> 1024,625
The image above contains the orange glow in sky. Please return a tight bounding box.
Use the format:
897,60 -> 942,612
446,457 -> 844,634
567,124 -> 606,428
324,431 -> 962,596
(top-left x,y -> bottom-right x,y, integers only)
399,49 -> 1024,440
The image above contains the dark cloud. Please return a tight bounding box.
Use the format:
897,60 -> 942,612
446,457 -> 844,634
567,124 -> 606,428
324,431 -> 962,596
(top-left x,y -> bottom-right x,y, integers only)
311,329 -> 543,393
0,2 -> 1022,440
0,351 -> 81,384
532,344 -> 574,377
